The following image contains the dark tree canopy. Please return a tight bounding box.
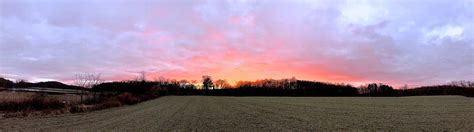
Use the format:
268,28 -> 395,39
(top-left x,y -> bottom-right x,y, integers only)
202,75 -> 214,90
1,76 -> 473,97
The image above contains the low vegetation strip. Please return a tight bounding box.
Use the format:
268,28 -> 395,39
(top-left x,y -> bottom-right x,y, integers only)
7,87 -> 85,94
1,96 -> 473,131
0,90 -> 161,117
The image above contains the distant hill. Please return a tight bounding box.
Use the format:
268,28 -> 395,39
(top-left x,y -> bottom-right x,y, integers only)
34,81 -> 83,89
0,77 -> 83,89
0,77 -> 15,88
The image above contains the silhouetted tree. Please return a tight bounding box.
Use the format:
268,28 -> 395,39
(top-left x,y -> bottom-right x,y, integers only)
363,83 -> 395,96
154,76 -> 168,85
367,83 -> 378,93
202,75 -> 214,90
136,71 -> 146,82
14,79 -> 31,88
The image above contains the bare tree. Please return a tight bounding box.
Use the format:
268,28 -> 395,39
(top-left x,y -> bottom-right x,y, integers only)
179,79 -> 189,85
449,80 -> 474,88
15,79 -> 28,84
214,79 -> 228,89
190,80 -> 198,85
289,77 -> 297,89
179,79 -> 189,88
14,79 -> 30,88
190,80 -> 198,89
136,71 -> 146,82
74,73 -> 103,104
357,85 -> 370,94
401,84 -> 408,90
154,76 -> 168,85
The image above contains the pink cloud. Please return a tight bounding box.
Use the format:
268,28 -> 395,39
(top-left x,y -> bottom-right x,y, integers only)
0,0 -> 472,88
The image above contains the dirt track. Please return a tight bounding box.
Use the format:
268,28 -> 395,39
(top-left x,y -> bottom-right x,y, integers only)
1,96 -> 473,131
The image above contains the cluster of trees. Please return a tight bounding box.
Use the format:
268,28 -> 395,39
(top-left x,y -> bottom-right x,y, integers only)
448,80 -> 474,88
401,85 -> 474,97
358,83 -> 396,96
357,81 -> 474,97
234,77 -> 298,89
87,75 -> 359,96
210,79 -> 358,96
2,75 -> 473,97
201,75 -> 231,90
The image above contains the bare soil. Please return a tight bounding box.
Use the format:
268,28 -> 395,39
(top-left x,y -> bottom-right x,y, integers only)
0,96 -> 473,131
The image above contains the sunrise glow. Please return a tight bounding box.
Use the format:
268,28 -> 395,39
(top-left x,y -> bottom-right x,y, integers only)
1,0 -> 473,87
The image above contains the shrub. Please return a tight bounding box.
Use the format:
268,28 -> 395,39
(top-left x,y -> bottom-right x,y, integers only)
101,97 -> 122,108
115,92 -> 141,105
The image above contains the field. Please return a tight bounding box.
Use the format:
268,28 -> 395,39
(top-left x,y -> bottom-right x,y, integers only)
0,96 -> 473,130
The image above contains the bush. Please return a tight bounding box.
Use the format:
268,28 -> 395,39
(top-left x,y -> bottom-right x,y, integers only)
70,105 -> 90,113
69,92 -> 157,113
115,92 -> 141,105
103,98 -> 122,107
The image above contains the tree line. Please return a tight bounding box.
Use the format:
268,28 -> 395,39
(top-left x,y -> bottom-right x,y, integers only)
1,76 -> 473,97
89,75 -> 474,97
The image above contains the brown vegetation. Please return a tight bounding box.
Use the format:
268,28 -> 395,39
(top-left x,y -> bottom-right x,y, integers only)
0,91 -> 160,117
0,92 -> 72,117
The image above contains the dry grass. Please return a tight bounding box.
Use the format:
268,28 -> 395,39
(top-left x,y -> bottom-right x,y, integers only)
0,91 -> 87,105
0,96 -> 473,131
0,91 -> 95,117
0,91 -> 159,116
0,94 -> 63,111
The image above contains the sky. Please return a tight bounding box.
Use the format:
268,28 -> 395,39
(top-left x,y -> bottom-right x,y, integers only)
0,0 -> 473,87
